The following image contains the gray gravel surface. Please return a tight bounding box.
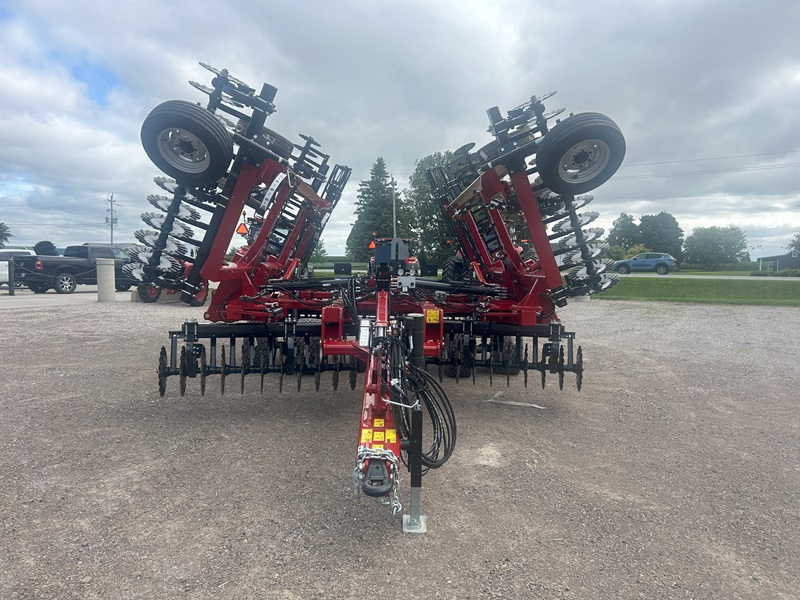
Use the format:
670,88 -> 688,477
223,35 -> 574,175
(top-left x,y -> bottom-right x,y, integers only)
1,296 -> 798,599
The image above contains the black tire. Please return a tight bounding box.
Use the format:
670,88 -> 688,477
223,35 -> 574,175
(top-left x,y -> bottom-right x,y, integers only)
137,283 -> 162,303
188,280 -> 208,307
115,283 -> 132,292
617,264 -> 631,274
261,127 -> 295,160
442,256 -> 469,282
536,112 -> 626,195
237,119 -> 295,160
141,100 -> 233,186
53,272 -> 77,294
656,264 -> 669,275
27,283 -> 49,294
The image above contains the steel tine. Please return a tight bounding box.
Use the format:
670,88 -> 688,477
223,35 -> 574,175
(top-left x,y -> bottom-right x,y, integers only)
200,346 -> 207,396
220,346 -> 227,395
240,342 -> 247,395
259,341 -> 266,394
455,336 -> 461,385
489,344 -> 493,387
179,347 -> 187,397
523,343 -> 529,389
332,359 -> 340,391
279,346 -> 285,394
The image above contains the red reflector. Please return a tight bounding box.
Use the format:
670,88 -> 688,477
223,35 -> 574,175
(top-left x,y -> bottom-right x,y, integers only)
35,259 -> 43,271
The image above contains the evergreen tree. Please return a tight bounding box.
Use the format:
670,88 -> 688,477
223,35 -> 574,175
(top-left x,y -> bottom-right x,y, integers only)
34,240 -> 59,256
309,239 -> 328,264
404,151 -> 453,265
0,222 -> 11,247
345,158 -> 411,261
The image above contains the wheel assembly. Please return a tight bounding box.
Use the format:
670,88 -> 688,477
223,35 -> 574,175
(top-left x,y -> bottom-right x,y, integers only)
54,272 -> 77,294
536,112 -> 626,195
141,100 -> 233,187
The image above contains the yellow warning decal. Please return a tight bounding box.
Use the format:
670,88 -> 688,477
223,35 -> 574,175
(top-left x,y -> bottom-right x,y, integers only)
373,430 -> 385,442
425,309 -> 440,324
373,419 -> 385,428
386,429 -> 397,444
360,429 -> 372,443
372,444 -> 384,450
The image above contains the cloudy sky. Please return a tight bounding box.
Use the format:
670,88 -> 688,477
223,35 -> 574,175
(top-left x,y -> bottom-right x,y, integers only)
1,0 -> 798,259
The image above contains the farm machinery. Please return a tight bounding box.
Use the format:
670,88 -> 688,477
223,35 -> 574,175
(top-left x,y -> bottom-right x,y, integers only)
127,63 -> 625,531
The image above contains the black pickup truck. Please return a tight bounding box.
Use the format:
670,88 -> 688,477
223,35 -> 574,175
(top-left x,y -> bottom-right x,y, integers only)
13,244 -> 137,294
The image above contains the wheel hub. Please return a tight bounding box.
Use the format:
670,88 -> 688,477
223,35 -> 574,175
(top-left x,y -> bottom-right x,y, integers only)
559,139 -> 611,183
157,128 -> 211,174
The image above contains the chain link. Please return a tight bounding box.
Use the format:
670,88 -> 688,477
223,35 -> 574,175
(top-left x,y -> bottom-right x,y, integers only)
353,446 -> 402,516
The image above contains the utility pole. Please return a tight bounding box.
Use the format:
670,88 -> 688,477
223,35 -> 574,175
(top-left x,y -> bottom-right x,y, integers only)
105,194 -> 118,243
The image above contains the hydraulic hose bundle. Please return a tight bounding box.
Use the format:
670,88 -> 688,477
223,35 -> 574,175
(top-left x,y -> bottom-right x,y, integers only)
382,335 -> 456,471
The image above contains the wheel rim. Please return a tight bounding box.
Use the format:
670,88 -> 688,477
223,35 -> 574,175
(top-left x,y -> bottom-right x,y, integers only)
156,127 -> 211,174
59,276 -> 74,291
557,139 -> 611,184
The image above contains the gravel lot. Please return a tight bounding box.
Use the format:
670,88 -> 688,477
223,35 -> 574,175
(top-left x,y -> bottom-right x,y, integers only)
1,292 -> 798,599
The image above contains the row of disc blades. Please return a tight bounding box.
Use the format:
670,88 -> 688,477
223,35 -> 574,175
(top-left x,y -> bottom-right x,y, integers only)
538,192 -> 620,296
122,177 -> 213,286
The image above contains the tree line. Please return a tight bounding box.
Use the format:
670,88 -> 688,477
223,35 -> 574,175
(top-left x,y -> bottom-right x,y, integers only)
3,160 -> 798,270
340,155 -> 800,270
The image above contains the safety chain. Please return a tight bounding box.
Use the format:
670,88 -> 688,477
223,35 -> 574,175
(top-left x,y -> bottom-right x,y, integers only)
353,446 -> 402,516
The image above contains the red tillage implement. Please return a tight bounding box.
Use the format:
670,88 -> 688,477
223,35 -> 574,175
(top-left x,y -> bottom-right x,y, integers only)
128,64 -> 625,531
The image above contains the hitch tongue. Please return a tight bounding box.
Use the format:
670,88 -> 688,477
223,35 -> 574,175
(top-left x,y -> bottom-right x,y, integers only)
361,460 -> 393,497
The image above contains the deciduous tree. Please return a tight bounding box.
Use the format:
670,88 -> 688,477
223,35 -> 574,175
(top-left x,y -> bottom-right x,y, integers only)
683,225 -> 748,268
606,213 -> 640,249
788,232 -> 800,252
638,212 -> 684,259
34,240 -> 59,256
404,152 -> 453,265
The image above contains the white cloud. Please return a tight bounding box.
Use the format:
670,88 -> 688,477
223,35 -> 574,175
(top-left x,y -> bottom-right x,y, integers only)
0,0 -> 798,260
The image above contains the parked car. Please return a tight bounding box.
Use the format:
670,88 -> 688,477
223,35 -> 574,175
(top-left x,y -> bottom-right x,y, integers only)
0,248 -> 36,288
13,244 -> 136,294
612,252 -> 679,275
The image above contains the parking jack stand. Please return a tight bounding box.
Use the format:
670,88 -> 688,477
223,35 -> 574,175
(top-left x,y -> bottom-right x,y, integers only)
403,406 -> 427,533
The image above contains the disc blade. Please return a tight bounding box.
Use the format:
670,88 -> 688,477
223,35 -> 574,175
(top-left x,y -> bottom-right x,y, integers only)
147,195 -> 202,222
134,230 -> 188,256
140,212 -> 195,238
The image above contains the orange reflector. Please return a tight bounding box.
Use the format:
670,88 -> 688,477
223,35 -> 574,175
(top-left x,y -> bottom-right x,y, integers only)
236,223 -> 249,235
368,240 -> 376,249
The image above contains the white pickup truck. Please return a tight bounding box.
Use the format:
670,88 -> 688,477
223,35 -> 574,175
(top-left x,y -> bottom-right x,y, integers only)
0,248 -> 36,288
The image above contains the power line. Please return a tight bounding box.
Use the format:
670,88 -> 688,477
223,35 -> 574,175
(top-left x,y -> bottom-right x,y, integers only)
613,162 -> 800,180
3,223 -> 108,227
620,150 -> 800,168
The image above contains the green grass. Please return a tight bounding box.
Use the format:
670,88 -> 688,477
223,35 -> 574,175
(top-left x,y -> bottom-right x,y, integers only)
678,270 -> 753,277
596,277 -> 800,306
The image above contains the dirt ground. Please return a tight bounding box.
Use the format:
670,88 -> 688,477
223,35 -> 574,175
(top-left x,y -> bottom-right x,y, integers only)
1,293 -> 798,599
